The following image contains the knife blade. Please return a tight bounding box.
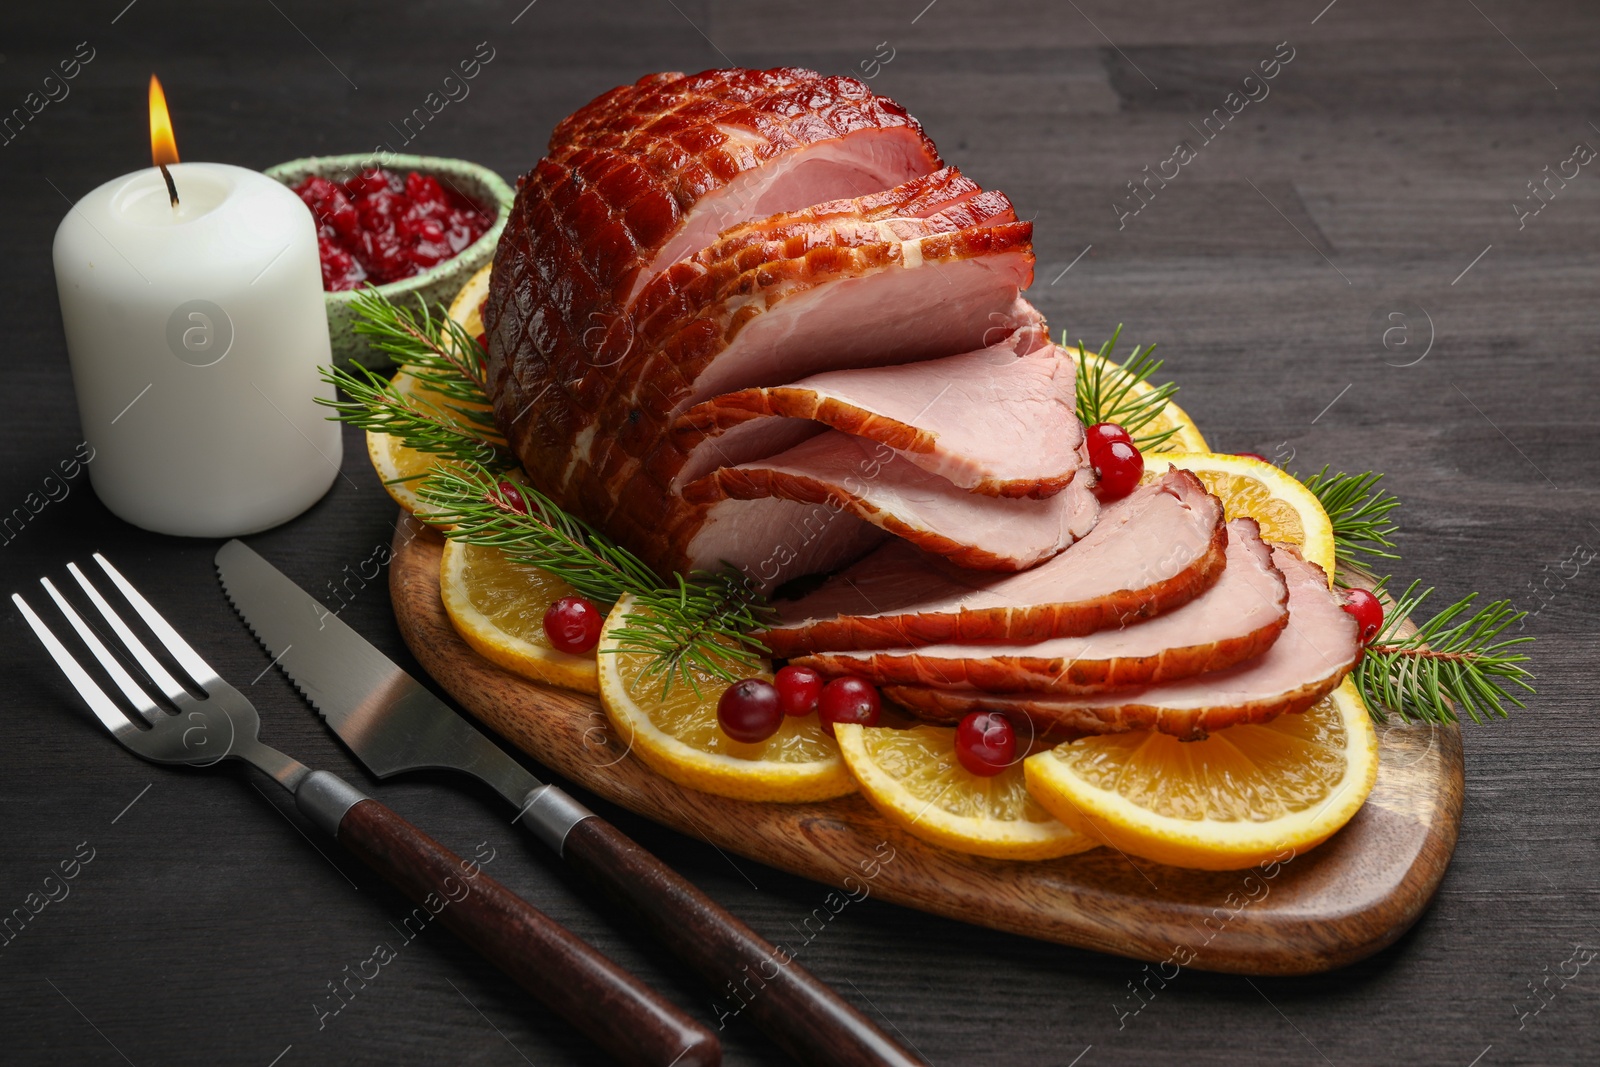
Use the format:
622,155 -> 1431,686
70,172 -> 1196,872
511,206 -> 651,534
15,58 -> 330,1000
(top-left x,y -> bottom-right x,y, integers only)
215,539 -> 544,808
217,539 -> 926,1067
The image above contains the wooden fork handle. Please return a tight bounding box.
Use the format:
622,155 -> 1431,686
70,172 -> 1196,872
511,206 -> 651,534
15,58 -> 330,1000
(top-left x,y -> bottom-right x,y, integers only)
560,815 -> 928,1067
296,774 -> 719,1067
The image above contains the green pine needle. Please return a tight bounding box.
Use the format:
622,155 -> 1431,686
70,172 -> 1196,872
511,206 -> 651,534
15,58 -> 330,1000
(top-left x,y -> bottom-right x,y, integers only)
348,287 -> 496,413
1071,325 -> 1183,451
1301,466 -> 1401,578
1355,580 -> 1535,726
610,573 -> 774,697
323,286 -> 771,696
318,287 -> 511,474
417,465 -> 659,604
416,464 -> 770,694
318,360 -> 513,476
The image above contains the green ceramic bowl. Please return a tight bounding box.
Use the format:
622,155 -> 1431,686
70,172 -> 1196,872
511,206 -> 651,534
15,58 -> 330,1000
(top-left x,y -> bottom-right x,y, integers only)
264,153 -> 513,369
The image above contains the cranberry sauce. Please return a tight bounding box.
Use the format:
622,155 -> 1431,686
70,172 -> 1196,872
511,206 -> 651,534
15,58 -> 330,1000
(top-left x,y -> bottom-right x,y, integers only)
292,168 -> 491,291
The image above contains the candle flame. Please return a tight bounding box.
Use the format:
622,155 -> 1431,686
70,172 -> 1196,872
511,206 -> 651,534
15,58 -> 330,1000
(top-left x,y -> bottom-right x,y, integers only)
148,74 -> 179,167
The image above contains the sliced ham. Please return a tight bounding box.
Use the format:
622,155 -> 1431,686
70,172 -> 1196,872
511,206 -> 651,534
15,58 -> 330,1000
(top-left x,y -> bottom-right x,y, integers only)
683,431 -> 1098,573
633,166 -> 1011,313
884,545 -> 1359,739
486,68 -> 943,546
793,519 -> 1287,691
585,189 -> 1034,494
671,325 -> 1082,496
595,223 -> 1041,578
761,469 -> 1225,655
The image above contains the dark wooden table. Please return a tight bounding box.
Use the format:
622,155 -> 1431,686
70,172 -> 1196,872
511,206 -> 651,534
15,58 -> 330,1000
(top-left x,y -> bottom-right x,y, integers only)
3,1 -> 1596,1063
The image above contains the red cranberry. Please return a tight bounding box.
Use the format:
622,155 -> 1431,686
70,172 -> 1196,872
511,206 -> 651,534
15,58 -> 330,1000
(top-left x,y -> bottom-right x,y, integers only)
542,595 -> 602,654
291,167 -> 491,292
1089,438 -> 1144,501
774,665 -> 824,717
1235,452 -> 1269,463
954,711 -> 1016,777
717,679 -> 783,743
1341,588 -> 1384,645
817,676 -> 881,738
496,481 -> 528,514
1086,422 -> 1133,451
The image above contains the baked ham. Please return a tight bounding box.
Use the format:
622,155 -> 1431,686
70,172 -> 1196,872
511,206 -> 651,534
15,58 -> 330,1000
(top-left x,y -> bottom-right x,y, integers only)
479,66 -> 1369,753
672,324 -> 1084,496
487,69 -> 951,570
684,431 -> 1098,573
761,469 -> 1225,655
792,519 -> 1286,691
484,68 -> 1045,581
884,545 -> 1359,739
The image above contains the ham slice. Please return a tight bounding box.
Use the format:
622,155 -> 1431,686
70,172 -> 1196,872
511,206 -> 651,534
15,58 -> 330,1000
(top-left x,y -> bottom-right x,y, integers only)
884,545 -> 1359,739
683,431 -> 1099,573
793,519 -> 1287,691
633,165 -> 1012,315
671,325 -> 1083,496
761,469 -> 1225,655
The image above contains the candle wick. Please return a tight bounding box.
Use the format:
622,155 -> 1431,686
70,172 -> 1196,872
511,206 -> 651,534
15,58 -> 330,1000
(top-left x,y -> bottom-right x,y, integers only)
159,164 -> 180,209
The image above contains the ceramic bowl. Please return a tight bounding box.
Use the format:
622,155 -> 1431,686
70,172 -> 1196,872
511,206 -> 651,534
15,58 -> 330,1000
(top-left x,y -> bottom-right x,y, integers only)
264,153 -> 513,368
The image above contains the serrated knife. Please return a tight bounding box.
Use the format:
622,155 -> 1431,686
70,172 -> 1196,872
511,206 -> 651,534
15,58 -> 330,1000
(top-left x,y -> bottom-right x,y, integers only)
216,539 -> 925,1067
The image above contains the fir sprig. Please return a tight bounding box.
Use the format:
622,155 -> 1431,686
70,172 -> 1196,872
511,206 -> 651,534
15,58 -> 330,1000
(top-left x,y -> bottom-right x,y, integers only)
1300,466 -> 1401,576
418,465 -> 660,602
319,289 -> 511,474
348,288 -> 496,413
319,361 -> 513,473
1356,581 -> 1535,725
614,573 -> 776,695
1071,325 -> 1182,451
417,464 -> 770,692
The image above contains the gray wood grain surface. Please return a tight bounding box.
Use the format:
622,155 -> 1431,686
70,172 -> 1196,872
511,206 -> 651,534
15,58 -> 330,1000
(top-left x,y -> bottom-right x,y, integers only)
1,1 -> 1595,1064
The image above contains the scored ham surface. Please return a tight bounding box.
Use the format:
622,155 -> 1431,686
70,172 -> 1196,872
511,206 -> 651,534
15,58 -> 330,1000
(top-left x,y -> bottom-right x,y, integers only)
672,324 -> 1084,496
793,519 -> 1286,691
684,431 -> 1098,573
884,545 -> 1359,739
486,69 -> 946,572
761,469 -> 1225,655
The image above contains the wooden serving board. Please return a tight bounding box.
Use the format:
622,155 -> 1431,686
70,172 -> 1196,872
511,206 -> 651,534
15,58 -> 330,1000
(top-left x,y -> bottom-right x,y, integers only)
389,517 -> 1463,976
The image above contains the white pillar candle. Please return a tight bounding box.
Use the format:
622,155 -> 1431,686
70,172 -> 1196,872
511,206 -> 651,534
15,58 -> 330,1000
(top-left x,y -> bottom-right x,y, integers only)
52,161 -> 342,537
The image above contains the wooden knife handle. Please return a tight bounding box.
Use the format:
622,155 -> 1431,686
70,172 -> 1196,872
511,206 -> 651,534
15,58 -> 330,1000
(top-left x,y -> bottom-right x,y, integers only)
336,798 -> 720,1067
561,815 -> 927,1067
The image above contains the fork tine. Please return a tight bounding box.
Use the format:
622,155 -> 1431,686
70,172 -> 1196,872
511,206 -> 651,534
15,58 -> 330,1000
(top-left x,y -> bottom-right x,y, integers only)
40,577 -> 165,724
12,593 -> 141,744
67,561 -> 191,703
92,553 -> 219,687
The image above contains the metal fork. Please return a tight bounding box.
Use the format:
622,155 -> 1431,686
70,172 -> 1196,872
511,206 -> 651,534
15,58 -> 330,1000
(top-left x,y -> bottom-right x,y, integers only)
13,553 -> 719,1067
